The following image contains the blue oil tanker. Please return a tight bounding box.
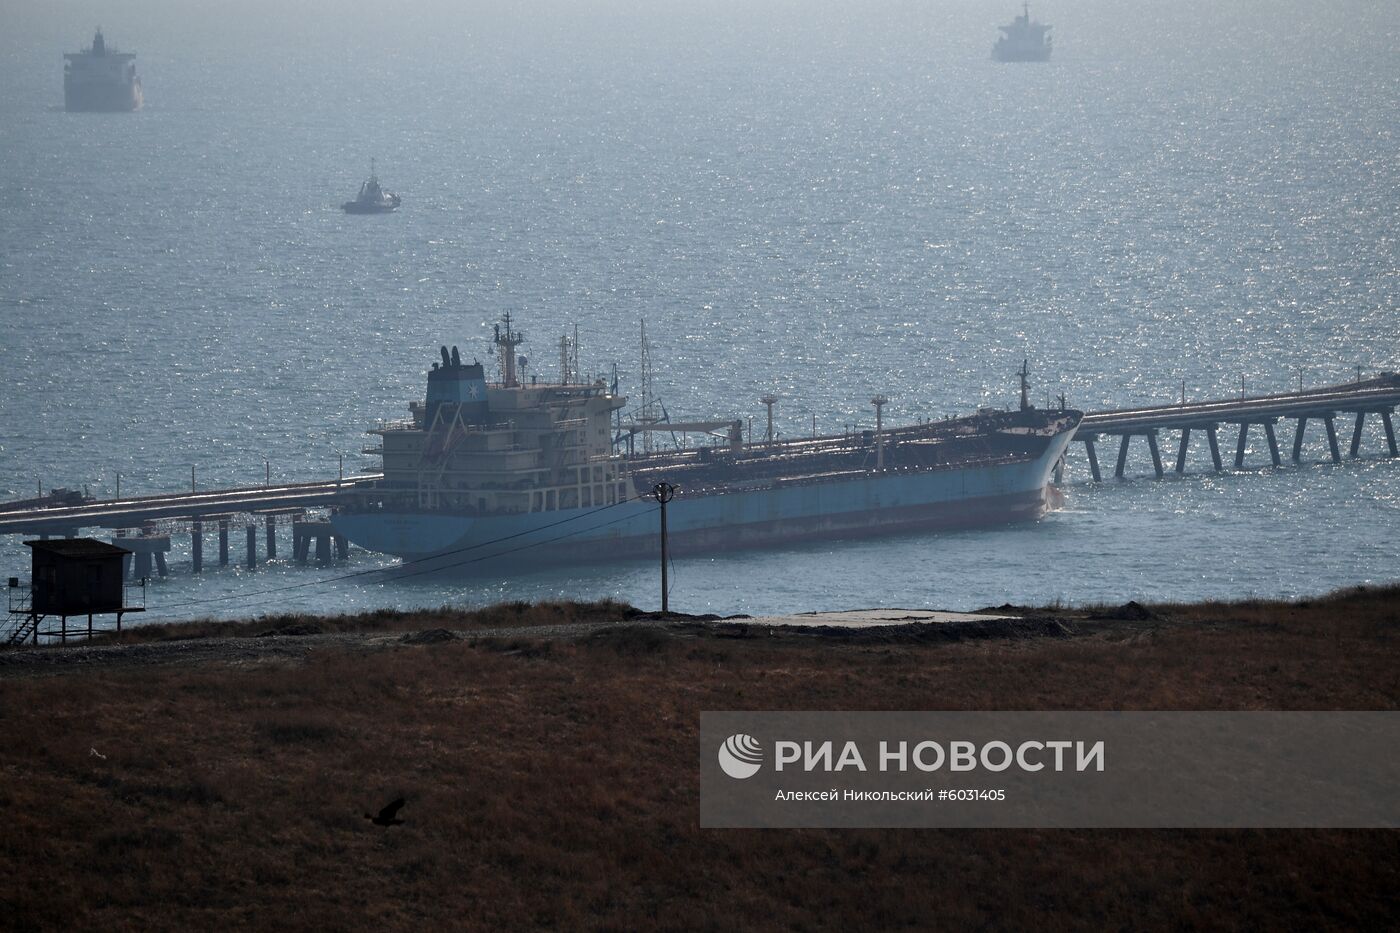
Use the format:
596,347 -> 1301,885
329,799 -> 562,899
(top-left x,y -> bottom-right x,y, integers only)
333,320 -> 1080,570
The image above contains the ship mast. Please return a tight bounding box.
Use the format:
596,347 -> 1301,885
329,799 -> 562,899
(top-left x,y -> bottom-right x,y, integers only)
638,320 -> 660,453
494,312 -> 525,387
558,324 -> 580,384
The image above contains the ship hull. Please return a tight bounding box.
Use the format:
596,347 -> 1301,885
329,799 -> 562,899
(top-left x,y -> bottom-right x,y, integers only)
332,426 -> 1074,573
992,47 -> 1051,62
64,80 -> 143,112
342,201 -> 399,214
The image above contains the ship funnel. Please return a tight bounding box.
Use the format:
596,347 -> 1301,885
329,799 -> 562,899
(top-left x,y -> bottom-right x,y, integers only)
425,348 -> 490,427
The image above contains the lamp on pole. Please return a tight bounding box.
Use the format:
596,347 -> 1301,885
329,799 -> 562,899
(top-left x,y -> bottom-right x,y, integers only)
650,482 -> 677,613
759,396 -> 778,446
871,395 -> 889,471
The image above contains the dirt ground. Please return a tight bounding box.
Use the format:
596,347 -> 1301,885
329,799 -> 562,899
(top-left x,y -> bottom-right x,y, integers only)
1,586 -> 1396,930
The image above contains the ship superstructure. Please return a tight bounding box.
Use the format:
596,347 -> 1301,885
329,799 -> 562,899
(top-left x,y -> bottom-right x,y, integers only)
334,318 -> 1081,571
343,161 -> 401,213
64,29 -> 143,112
366,319 -> 627,516
993,4 -> 1052,62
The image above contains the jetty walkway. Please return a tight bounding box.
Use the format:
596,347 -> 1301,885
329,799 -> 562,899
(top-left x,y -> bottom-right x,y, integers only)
0,476 -> 381,577
1,373 -> 1396,578
1071,374 -> 1400,480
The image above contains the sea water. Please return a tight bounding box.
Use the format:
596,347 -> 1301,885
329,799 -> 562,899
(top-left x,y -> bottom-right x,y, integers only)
1,1 -> 1396,621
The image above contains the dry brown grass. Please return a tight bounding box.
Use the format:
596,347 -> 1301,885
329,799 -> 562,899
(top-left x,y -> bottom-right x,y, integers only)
0,586 -> 1397,930
89,598 -> 639,643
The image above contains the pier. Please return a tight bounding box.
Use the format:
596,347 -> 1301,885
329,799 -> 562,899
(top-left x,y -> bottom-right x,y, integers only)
1071,375 -> 1400,480
1,374 -> 1397,581
0,476 -> 379,576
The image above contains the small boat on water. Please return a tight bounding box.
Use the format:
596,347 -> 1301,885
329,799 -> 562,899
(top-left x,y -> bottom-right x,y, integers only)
343,161 -> 401,213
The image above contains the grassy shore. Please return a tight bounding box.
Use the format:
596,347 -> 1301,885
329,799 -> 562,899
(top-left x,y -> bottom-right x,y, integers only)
1,586 -> 1397,930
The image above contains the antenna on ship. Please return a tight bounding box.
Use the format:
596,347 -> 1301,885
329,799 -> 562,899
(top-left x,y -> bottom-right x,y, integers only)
558,325 -> 581,384
1019,359 -> 1031,411
494,312 -> 525,387
639,321 -> 660,453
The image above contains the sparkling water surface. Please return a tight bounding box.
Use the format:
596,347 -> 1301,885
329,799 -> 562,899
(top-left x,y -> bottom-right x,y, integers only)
1,1 -> 1396,621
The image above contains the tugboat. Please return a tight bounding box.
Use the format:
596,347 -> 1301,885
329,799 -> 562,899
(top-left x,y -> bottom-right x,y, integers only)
993,3 -> 1052,62
342,161 -> 401,213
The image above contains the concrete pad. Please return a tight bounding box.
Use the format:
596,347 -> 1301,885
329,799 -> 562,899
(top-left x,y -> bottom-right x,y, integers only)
750,608 -> 1016,630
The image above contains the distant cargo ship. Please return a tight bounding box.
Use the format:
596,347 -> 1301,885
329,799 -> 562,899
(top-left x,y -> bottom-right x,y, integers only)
993,4 -> 1052,62
332,317 -> 1081,570
64,29 -> 143,112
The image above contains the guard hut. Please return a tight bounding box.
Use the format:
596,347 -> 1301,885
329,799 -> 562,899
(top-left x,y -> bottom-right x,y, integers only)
4,539 -> 145,646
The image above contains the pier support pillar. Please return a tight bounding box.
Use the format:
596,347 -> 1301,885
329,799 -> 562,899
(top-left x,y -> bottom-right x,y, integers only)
1382,411 -> 1398,457
1350,412 -> 1366,458
1293,417 -> 1307,462
1235,423 -> 1249,468
1146,431 -> 1164,479
315,534 -> 331,563
265,515 -> 277,559
134,552 -> 153,582
1264,421 -> 1281,467
334,535 -> 349,561
191,521 -> 203,573
1115,434 -> 1130,479
1053,456 -> 1064,485
1324,415 -> 1342,463
1206,425 -> 1222,472
219,520 -> 229,567
1083,436 -> 1102,482
154,552 -> 168,578
1175,428 -> 1191,474
246,525 -> 257,569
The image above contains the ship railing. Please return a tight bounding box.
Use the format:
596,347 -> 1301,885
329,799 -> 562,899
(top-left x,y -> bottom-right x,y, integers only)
373,418 -> 418,433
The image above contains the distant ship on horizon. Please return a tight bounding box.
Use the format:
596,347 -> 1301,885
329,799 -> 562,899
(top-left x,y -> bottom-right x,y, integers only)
993,4 -> 1052,62
64,28 -> 143,112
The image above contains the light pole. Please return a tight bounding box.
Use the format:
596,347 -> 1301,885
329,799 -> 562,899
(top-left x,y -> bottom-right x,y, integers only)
650,482 -> 677,613
265,457 -> 270,488
115,472 -> 121,500
759,396 -> 779,447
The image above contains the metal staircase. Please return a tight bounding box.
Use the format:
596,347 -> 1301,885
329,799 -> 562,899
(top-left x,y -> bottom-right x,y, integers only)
4,582 -> 38,646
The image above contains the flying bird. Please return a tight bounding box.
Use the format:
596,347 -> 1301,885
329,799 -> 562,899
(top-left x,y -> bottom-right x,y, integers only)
365,797 -> 406,827
89,747 -> 107,760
